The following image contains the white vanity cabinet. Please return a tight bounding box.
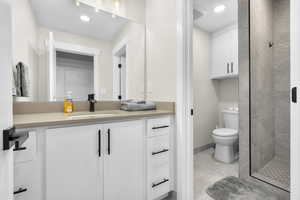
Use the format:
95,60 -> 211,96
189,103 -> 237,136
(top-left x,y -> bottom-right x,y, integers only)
211,25 -> 238,79
146,117 -> 173,200
102,121 -> 144,200
46,120 -> 145,200
46,125 -> 103,200
13,115 -> 174,200
13,131 -> 40,200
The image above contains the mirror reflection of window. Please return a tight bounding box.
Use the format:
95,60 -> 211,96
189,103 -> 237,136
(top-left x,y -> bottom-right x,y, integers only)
55,51 -> 94,101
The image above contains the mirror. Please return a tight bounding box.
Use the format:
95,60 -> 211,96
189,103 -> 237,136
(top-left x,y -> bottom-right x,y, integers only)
12,0 -> 145,102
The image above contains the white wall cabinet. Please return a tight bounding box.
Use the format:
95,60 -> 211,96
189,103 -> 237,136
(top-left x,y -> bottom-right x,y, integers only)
211,25 -> 238,79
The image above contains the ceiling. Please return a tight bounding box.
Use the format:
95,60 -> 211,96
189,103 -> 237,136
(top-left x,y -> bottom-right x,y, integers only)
29,0 -> 129,41
193,0 -> 238,33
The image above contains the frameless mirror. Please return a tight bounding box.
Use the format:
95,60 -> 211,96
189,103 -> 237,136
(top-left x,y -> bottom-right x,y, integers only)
12,0 -> 145,102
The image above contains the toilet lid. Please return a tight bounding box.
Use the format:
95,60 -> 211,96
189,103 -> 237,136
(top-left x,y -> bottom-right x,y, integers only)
212,128 -> 238,137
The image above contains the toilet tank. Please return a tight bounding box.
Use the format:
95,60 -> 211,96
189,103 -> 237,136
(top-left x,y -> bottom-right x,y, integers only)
222,108 -> 239,130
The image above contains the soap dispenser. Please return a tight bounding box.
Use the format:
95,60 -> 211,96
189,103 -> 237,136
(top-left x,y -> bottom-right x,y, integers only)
64,91 -> 73,114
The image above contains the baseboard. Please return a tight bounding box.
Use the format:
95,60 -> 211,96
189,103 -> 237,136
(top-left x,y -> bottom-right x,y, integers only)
194,143 -> 215,154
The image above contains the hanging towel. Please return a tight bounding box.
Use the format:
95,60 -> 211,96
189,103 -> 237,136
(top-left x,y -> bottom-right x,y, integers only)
14,62 -> 29,97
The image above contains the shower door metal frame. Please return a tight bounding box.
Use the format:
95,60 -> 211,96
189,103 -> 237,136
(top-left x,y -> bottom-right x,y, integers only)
248,0 -> 293,193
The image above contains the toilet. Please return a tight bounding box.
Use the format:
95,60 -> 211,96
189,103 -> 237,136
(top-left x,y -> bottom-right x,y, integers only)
212,108 -> 239,163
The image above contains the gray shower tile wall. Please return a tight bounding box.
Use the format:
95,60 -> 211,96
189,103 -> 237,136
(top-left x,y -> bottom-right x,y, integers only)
238,0 -> 251,180
273,0 -> 290,164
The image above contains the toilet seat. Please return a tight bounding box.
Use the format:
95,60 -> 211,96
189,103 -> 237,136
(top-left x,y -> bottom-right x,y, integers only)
212,128 -> 238,137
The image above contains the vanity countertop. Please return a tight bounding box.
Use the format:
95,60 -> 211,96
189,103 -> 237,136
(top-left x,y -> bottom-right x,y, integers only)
14,109 -> 174,129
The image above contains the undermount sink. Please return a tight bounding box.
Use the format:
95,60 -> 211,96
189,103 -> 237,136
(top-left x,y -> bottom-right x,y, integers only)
68,112 -> 121,119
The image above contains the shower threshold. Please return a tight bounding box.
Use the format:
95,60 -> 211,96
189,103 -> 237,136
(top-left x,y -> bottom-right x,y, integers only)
253,157 -> 290,192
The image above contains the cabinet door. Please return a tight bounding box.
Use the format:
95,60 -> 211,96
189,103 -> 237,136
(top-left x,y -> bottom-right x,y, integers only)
211,26 -> 239,78
46,125 -> 103,200
103,121 -> 144,200
211,32 -> 229,78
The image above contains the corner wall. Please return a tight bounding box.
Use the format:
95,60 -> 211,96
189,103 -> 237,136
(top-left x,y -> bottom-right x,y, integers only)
193,27 -> 219,149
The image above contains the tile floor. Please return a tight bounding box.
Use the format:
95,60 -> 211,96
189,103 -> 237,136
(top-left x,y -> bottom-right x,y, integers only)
254,156 -> 290,191
164,148 -> 239,200
194,148 -> 239,200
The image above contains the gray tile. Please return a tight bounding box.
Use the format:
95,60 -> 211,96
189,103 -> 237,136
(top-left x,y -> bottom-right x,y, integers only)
194,149 -> 238,200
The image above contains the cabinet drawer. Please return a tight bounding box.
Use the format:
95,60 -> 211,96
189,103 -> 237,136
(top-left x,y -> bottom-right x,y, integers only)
14,131 -> 36,164
14,162 -> 37,200
148,134 -> 170,167
147,117 -> 171,137
148,165 -> 170,200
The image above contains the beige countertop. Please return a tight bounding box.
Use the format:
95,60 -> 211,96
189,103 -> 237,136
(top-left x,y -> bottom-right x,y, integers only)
14,110 -> 174,129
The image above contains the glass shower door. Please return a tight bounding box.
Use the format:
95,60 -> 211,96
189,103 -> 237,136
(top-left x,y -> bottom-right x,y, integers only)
250,0 -> 290,192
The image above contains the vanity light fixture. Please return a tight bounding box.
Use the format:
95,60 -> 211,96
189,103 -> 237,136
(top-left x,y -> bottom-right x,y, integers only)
75,0 -> 80,7
80,15 -> 90,22
214,4 -> 226,13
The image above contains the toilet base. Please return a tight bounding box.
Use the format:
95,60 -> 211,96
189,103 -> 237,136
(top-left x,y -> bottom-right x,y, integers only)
214,144 -> 236,163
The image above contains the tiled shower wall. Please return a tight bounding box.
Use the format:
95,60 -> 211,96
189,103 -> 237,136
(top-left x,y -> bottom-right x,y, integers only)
273,0 -> 290,164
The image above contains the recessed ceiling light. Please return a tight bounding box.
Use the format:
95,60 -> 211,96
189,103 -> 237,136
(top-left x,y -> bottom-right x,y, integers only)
80,15 -> 90,22
214,5 -> 226,13
75,0 -> 80,7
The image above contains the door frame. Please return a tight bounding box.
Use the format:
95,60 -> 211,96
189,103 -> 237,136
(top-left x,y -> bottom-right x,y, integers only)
175,0 -> 194,199
48,33 -> 101,101
112,38 -> 128,101
290,0 -> 300,198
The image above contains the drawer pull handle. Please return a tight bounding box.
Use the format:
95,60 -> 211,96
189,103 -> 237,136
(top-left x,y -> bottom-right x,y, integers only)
152,125 -> 169,130
14,188 -> 27,195
152,149 -> 169,155
152,178 -> 169,188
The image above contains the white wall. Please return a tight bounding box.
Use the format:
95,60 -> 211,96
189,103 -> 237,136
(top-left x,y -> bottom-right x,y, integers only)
192,26 -> 239,149
38,28 -> 113,101
218,79 -> 239,127
0,1 -> 14,199
112,23 -> 145,100
145,0 -> 177,101
193,27 -> 219,149
12,0 -> 38,101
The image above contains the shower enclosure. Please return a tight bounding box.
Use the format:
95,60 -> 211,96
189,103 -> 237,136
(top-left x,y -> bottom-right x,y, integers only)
250,0 -> 290,192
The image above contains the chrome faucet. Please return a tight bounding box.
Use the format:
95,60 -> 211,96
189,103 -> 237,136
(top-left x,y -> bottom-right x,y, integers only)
88,94 -> 96,112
